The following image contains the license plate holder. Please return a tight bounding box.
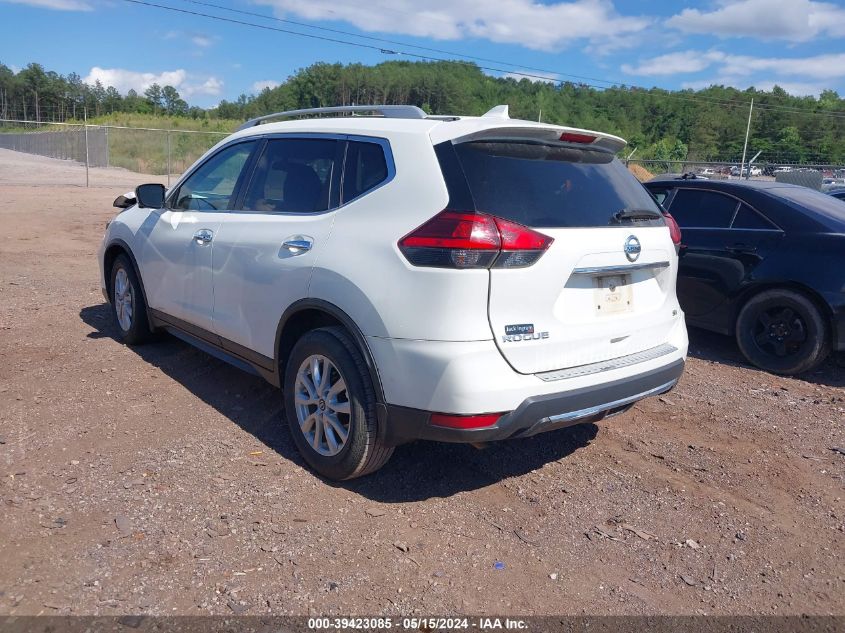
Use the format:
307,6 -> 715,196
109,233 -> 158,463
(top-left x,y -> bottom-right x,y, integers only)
595,274 -> 632,314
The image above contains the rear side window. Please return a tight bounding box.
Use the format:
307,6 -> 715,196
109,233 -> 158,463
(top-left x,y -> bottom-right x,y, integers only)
343,140 -> 389,202
732,204 -> 776,230
649,188 -> 670,206
438,140 -> 662,228
241,138 -> 339,214
668,189 -> 738,228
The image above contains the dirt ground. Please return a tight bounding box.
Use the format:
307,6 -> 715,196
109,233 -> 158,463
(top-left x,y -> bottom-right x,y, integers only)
0,150 -> 843,618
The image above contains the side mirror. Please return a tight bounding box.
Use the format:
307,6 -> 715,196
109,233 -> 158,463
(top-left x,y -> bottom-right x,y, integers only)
113,192 -> 136,209
135,183 -> 166,209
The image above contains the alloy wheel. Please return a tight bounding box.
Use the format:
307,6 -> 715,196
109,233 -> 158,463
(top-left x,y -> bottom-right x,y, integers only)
752,306 -> 808,358
293,354 -> 351,456
114,267 -> 134,332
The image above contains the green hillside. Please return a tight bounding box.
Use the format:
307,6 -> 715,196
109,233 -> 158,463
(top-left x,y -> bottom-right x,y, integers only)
3,60 -> 844,165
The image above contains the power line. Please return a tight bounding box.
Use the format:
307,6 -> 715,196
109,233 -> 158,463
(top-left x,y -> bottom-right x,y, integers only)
170,0 -> 845,119
120,0 -> 845,119
120,0 -> 756,113
177,0 -> 624,89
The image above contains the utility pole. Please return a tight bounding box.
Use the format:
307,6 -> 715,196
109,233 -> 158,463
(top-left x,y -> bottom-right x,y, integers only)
740,98 -> 753,178
84,107 -> 90,188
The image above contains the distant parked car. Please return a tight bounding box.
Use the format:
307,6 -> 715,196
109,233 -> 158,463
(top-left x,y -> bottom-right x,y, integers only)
700,168 -> 716,176
646,176 -> 845,375
729,165 -> 761,177
822,178 -> 845,191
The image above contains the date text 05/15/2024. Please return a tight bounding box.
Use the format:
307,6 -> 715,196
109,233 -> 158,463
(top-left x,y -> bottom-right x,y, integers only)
307,617 -> 528,630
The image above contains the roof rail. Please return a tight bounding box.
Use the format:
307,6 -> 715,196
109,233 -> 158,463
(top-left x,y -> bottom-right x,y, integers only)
237,105 -> 428,131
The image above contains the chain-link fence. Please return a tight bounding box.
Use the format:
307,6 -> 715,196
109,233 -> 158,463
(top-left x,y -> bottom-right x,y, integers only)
626,158 -> 845,191
2,119 -> 845,193
0,119 -> 228,188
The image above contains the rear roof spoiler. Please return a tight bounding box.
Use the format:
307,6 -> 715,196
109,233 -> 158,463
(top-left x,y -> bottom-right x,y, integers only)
449,125 -> 627,154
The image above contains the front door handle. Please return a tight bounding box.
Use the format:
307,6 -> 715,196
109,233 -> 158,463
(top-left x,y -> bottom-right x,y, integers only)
193,229 -> 214,245
282,236 -> 313,254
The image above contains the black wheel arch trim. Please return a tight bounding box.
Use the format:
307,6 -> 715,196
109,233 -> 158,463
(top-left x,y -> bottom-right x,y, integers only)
104,238 -> 155,334
275,299 -> 386,404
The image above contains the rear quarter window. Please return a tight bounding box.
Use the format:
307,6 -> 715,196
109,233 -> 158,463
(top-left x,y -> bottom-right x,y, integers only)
342,140 -> 389,203
439,140 -> 662,228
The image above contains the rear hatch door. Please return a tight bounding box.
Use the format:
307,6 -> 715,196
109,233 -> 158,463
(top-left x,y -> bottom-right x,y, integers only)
445,135 -> 678,374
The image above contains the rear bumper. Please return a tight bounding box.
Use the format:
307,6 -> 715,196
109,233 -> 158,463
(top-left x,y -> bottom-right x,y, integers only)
382,358 -> 684,445
830,299 -> 845,352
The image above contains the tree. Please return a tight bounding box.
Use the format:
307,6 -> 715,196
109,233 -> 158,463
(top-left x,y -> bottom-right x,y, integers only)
162,85 -> 187,115
144,83 -> 164,114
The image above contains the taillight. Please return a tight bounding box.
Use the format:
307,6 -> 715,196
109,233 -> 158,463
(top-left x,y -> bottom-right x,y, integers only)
662,212 -> 682,245
399,210 -> 553,269
430,412 -> 506,429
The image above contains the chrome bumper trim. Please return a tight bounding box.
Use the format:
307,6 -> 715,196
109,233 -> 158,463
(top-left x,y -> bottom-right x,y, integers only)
536,343 -> 678,382
572,261 -> 670,275
546,378 -> 678,424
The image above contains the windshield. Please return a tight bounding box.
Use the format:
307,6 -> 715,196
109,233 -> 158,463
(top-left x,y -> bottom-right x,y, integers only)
439,140 -> 662,228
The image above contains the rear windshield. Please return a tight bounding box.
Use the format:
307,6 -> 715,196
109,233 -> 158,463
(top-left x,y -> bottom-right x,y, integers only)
437,140 -> 662,228
769,186 -> 845,231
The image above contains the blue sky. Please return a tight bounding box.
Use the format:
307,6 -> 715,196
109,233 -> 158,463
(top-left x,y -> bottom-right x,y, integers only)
2,0 -> 845,107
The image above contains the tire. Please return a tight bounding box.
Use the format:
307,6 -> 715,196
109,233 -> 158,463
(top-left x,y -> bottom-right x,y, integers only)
110,254 -> 152,345
736,289 -> 830,375
283,327 -> 393,480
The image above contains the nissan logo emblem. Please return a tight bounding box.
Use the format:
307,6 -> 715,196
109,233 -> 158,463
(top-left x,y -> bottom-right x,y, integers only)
624,235 -> 641,262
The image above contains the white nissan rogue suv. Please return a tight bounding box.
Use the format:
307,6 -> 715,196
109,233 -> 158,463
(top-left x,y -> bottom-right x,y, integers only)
98,104 -> 687,480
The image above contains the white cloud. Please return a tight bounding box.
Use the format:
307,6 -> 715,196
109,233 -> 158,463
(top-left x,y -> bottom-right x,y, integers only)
681,77 -> 830,97
191,35 -> 214,48
84,68 -> 187,93
501,71 -> 559,84
666,0 -> 845,42
255,0 -> 651,51
164,30 -> 216,50
82,67 -> 223,98
252,80 -> 280,92
712,52 -> 845,81
623,50 -> 845,84
621,51 -> 713,77
0,0 -> 91,10
186,76 -> 223,97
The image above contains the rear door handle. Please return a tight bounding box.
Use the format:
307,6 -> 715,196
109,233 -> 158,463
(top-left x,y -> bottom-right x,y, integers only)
282,236 -> 313,254
727,243 -> 756,254
193,229 -> 214,245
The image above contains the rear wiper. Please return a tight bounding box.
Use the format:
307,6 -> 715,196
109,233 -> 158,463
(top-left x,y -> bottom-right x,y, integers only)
612,208 -> 662,223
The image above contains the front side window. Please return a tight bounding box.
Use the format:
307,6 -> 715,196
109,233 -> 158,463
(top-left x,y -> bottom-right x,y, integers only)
241,138 -> 339,214
172,141 -> 256,211
668,189 -> 738,228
